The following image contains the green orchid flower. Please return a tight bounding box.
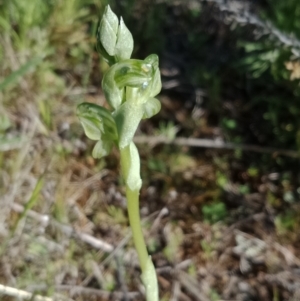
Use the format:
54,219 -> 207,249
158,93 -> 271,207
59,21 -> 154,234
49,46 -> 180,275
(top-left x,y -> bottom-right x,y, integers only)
77,6 -> 161,301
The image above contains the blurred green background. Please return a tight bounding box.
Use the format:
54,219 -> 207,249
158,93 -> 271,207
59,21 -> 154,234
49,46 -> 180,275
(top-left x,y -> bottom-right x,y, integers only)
1,0 -> 300,300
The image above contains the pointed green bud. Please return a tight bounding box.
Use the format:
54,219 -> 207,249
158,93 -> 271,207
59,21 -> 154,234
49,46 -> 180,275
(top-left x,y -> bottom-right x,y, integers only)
97,5 -> 133,65
99,5 -> 118,56
115,18 -> 134,61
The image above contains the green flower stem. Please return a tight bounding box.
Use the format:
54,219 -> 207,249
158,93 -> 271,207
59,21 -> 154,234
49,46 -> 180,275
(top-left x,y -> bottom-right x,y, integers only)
126,186 -> 148,270
120,146 -> 158,301
120,147 -> 148,271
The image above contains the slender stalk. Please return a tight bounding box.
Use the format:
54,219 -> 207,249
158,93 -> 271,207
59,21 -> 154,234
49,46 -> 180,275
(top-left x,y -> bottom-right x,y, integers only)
119,148 -> 148,272
126,187 -> 148,272
120,146 -> 158,301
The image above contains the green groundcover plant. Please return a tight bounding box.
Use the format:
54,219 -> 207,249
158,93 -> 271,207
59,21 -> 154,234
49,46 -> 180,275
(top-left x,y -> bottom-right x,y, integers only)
77,6 -> 161,301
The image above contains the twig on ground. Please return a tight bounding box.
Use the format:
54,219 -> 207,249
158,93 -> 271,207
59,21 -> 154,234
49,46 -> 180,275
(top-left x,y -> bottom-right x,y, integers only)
265,271 -> 300,292
179,292 -> 193,301
11,203 -> 114,252
1,259 -> 17,286
0,284 -> 53,301
66,170 -> 109,206
274,243 -> 300,266
134,136 -> 300,158
89,260 -> 105,287
223,276 -> 239,299
56,285 -> 140,300
73,228 -> 113,252
225,213 -> 265,236
170,280 -> 181,301
178,271 -> 211,301
115,253 -> 130,301
149,207 -> 169,235
12,203 -> 50,227
175,259 -> 194,270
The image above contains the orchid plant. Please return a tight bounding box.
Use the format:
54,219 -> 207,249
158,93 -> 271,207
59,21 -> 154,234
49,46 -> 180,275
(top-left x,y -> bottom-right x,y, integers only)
76,6 -> 161,301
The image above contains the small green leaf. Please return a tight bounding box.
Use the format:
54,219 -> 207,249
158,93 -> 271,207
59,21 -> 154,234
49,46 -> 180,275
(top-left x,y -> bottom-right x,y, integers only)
78,114 -> 102,140
115,17 -> 133,61
141,256 -> 159,301
120,142 -> 142,191
92,139 -> 113,159
99,5 -> 118,56
142,98 -> 161,119
77,102 -> 117,140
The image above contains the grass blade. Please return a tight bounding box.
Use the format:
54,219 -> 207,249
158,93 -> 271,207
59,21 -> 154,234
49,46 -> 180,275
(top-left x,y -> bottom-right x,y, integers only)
0,56 -> 43,91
